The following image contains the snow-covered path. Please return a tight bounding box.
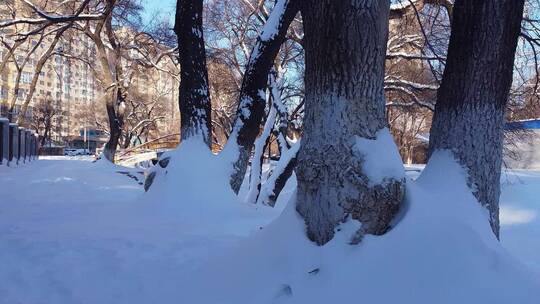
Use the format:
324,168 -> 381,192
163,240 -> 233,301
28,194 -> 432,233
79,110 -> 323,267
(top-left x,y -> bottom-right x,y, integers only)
0,157 -> 142,205
0,157 -> 539,303
0,158 -> 275,303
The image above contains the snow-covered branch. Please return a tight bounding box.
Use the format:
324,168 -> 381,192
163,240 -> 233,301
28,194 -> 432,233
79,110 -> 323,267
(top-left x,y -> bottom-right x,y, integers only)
0,0 -> 104,29
386,51 -> 444,61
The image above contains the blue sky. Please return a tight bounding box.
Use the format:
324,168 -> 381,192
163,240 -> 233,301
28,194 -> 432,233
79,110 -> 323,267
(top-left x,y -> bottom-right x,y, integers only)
141,0 -> 176,24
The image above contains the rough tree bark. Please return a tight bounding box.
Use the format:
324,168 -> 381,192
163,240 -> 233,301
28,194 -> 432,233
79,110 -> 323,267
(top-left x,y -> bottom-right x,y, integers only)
296,0 -> 405,245
428,0 -> 525,238
175,0 -> 212,147
102,87 -> 126,161
224,0 -> 299,194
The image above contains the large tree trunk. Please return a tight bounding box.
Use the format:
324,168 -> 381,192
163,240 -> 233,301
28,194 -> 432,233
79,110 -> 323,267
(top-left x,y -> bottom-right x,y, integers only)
427,0 -> 525,238
224,0 -> 299,194
144,0 -> 212,192
89,15 -> 122,163
102,88 -> 126,162
175,0 -> 212,147
296,0 -> 405,245
41,120 -> 51,147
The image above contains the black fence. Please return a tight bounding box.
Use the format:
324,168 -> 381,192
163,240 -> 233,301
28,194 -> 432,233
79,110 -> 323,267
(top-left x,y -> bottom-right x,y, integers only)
0,117 -> 39,166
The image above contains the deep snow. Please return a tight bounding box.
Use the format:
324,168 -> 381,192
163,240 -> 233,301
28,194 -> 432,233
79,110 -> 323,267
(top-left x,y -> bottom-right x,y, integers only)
178,150 -> 540,303
0,149 -> 539,303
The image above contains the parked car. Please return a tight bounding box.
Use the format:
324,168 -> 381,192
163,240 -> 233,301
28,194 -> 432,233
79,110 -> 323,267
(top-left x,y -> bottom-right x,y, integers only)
64,148 -> 91,156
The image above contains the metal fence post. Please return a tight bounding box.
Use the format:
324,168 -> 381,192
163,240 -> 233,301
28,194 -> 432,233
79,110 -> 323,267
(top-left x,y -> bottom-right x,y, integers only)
25,130 -> 31,162
9,123 -> 18,165
19,127 -> 25,164
0,117 -> 8,165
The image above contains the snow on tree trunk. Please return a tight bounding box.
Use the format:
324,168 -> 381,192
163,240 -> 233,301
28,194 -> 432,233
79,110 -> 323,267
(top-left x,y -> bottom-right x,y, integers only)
175,0 -> 212,147
223,0 -> 299,194
296,0 -> 406,245
427,0 -> 525,238
271,75 -> 291,152
144,0 -> 211,191
257,140 -> 299,207
257,74 -> 297,207
245,106 -> 277,205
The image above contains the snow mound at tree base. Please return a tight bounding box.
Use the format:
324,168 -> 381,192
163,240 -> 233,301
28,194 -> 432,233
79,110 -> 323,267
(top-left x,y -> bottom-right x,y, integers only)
141,139 -> 280,237
181,150 -> 540,304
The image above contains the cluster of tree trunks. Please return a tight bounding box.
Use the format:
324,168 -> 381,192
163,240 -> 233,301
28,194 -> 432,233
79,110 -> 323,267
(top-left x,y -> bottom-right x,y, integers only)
0,0 -> 522,246
166,0 -> 526,244
5,0 -> 522,245
225,0 -> 300,194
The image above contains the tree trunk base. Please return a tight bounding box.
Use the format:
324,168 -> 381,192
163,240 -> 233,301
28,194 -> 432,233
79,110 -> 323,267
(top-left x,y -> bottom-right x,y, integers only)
296,141 -> 405,245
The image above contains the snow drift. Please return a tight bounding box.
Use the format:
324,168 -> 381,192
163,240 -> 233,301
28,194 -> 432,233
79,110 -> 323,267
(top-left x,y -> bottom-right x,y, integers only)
141,138 -> 280,236
1,146 -> 539,303
175,150 -> 540,304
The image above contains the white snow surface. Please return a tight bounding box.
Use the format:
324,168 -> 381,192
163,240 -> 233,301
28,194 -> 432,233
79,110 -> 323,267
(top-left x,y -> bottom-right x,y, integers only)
176,150 -> 539,303
0,146 -> 539,303
499,169 -> 540,270
354,127 -> 406,185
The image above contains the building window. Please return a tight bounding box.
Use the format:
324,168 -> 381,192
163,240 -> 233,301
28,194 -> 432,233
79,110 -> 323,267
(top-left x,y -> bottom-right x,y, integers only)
16,89 -> 27,98
21,72 -> 32,84
0,87 -> 8,99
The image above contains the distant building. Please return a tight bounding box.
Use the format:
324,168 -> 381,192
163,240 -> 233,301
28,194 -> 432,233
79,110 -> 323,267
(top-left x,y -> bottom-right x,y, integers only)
0,2 -> 180,148
0,0 -> 101,143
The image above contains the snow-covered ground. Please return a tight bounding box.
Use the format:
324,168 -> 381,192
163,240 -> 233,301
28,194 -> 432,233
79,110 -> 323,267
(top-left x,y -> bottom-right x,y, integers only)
500,169 -> 540,270
0,154 -> 283,303
0,153 -> 538,303
406,165 -> 540,272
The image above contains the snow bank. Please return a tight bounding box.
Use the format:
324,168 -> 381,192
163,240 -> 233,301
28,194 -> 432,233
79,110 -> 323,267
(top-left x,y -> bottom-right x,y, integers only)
141,138 -> 279,236
0,148 -> 278,303
179,150 -> 539,304
1,146 -> 539,303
